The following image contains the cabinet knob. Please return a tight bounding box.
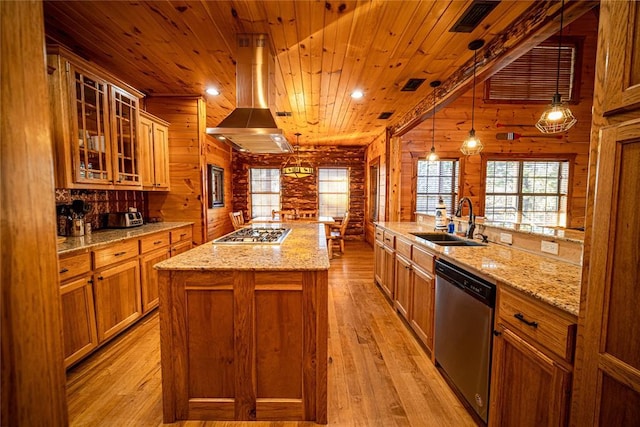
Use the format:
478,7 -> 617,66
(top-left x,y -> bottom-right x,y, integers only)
98,276 -> 104,280
492,330 -> 502,337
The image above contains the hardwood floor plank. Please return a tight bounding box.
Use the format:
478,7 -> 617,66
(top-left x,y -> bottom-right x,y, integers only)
67,241 -> 475,426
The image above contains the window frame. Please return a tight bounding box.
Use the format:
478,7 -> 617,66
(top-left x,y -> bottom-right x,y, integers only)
480,153 -> 576,226
249,167 -> 281,219
483,36 -> 584,105
413,155 -> 462,218
317,167 -> 350,218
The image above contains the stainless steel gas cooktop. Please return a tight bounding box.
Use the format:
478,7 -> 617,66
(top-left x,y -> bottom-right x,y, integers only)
213,227 -> 291,244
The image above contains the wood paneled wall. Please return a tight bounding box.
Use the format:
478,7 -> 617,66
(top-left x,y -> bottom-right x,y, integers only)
364,132 -> 388,244
232,147 -> 366,238
145,97 -> 208,244
398,13 -> 598,229
204,135 -> 234,239
1,1 -> 68,424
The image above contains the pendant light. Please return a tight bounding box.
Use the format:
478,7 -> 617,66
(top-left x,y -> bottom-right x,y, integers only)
427,80 -> 441,162
282,133 -> 314,178
535,0 -> 577,134
460,39 -> 485,156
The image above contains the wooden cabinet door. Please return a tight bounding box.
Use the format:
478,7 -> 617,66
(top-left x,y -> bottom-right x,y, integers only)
409,265 -> 434,351
171,240 -> 192,257
139,113 -> 155,188
572,120 -> 640,425
93,258 -> 142,342
382,246 -> 395,300
60,275 -> 98,367
490,327 -> 571,427
110,86 -> 141,187
374,240 -> 384,286
140,247 -> 170,313
394,254 -> 411,319
152,120 -> 170,189
600,1 -> 640,116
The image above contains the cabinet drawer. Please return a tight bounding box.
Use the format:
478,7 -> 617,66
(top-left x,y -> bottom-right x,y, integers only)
171,226 -> 192,244
93,240 -> 139,270
383,231 -> 395,248
58,251 -> 91,282
140,232 -> 170,254
395,237 -> 412,259
411,245 -> 434,274
498,286 -> 577,361
375,227 -> 384,242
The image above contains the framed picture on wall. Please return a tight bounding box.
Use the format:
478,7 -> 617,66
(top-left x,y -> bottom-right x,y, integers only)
208,164 -> 224,208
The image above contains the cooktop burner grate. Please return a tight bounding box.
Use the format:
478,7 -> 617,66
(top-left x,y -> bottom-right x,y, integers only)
213,227 -> 291,244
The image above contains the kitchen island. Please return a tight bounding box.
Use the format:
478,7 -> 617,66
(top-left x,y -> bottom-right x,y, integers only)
154,223 -> 330,423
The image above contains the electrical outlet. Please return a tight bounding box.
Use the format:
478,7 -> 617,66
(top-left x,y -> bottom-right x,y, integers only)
541,241 -> 559,255
500,233 -> 513,244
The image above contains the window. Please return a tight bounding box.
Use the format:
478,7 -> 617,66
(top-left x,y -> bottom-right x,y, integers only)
484,160 -> 569,227
416,159 -> 459,216
318,168 -> 349,217
250,168 -> 280,218
485,38 -> 580,103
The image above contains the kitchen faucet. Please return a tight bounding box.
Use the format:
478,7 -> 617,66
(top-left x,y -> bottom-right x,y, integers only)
455,197 -> 475,239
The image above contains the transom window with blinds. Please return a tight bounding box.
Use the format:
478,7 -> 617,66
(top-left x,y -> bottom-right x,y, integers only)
484,160 -> 569,227
416,159 -> 459,217
485,38 -> 580,103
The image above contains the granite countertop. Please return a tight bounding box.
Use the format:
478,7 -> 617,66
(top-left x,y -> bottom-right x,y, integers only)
376,222 -> 582,316
155,222 -> 330,272
57,222 -> 194,256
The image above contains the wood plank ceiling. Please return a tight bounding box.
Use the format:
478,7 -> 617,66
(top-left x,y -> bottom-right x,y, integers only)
43,0 -> 577,147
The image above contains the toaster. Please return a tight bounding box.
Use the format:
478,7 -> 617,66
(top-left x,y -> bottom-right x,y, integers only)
106,211 -> 144,228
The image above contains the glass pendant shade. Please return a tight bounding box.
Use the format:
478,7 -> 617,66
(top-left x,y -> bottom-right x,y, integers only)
460,129 -> 484,156
282,133 -> 314,178
427,146 -> 439,162
536,0 -> 576,134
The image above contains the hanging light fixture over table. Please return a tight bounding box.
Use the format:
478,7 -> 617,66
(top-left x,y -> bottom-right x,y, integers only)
282,133 -> 314,178
535,0 -> 577,134
428,80 -> 441,162
460,39 -> 485,156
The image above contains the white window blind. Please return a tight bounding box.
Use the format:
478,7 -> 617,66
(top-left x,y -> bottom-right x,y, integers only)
250,168 -> 280,218
486,40 -> 576,102
318,168 -> 349,218
416,159 -> 459,217
485,160 -> 569,226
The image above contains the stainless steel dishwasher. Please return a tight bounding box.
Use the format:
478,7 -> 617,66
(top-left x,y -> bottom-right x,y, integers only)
434,259 -> 496,423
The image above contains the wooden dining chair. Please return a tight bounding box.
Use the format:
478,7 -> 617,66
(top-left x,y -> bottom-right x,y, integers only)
327,211 -> 350,255
229,211 -> 245,230
297,209 -> 317,219
272,209 -> 295,220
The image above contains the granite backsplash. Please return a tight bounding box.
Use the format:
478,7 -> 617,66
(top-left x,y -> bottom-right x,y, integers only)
55,189 -> 148,231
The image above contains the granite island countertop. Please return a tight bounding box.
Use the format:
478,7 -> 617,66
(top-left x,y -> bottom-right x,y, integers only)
57,222 -> 194,256
155,222 -> 330,271
376,222 -> 582,316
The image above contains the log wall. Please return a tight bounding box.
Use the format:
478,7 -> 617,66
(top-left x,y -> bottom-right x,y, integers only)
398,12 -> 598,229
232,146 -> 366,238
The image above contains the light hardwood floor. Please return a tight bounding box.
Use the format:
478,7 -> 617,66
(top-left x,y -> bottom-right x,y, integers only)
67,241 -> 475,426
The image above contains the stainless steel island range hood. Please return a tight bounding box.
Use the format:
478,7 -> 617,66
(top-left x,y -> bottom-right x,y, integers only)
206,34 -> 292,153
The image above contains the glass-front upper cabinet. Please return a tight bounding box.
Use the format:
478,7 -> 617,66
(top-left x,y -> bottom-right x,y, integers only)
74,70 -> 111,184
111,87 -> 140,186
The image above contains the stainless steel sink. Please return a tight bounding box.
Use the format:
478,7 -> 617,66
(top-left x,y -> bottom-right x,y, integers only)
410,232 -> 486,247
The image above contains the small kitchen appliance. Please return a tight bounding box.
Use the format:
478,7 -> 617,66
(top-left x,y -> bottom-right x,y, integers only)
106,211 -> 144,228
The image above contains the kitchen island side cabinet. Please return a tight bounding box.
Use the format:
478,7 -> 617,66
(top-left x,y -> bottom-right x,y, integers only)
489,286 -> 577,427
139,111 -> 170,191
47,45 -> 144,189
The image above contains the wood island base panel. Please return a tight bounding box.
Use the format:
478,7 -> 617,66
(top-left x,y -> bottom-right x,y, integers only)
155,223 -> 330,423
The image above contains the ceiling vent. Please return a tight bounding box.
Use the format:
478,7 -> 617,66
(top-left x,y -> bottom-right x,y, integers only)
450,0 -> 500,33
377,112 -> 394,120
276,111 -> 292,117
401,78 -> 426,92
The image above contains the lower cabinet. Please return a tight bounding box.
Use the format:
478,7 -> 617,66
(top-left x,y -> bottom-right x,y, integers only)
394,254 -> 412,319
93,258 -> 142,343
382,246 -> 395,299
409,265 -> 434,352
489,327 -> 572,427
60,274 -> 98,367
140,247 -> 170,313
171,240 -> 192,256
374,240 -> 384,286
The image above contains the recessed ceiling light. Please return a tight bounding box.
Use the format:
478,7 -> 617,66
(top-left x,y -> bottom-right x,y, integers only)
217,136 -> 226,140
351,90 -> 364,99
206,87 -> 220,96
